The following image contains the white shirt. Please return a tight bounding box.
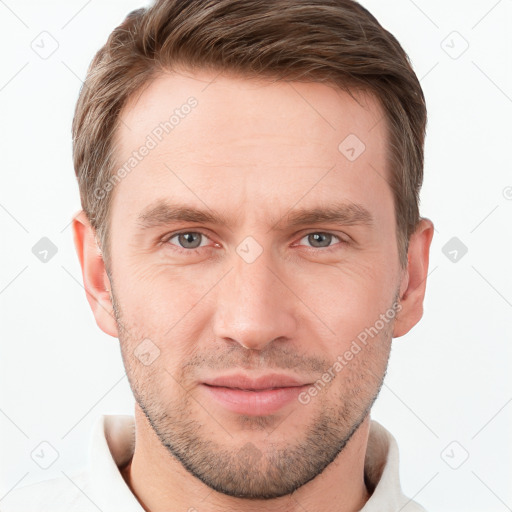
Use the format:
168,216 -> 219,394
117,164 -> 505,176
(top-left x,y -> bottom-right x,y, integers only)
0,414 -> 427,511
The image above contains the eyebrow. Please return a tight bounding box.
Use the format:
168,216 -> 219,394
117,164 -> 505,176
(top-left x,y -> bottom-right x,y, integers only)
136,199 -> 374,231
276,203 -> 373,230
137,201 -> 231,229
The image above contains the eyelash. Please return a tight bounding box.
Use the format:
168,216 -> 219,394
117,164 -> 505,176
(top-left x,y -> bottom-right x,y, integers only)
161,230 -> 348,255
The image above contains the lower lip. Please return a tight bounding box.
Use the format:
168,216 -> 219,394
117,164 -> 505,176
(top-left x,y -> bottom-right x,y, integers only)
201,384 -> 309,416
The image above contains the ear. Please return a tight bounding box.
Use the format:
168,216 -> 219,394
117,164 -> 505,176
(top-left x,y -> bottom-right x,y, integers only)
72,210 -> 118,338
393,218 -> 434,338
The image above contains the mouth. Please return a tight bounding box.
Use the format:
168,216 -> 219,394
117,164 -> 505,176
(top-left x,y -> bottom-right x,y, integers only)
202,373 -> 310,390
201,374 -> 311,416
205,385 -> 299,391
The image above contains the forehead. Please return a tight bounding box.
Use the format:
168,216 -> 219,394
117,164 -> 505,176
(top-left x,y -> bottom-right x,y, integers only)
117,69 -> 387,153
111,69 -> 391,227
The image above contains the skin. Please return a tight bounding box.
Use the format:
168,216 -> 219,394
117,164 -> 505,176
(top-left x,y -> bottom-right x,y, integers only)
73,68 -> 434,512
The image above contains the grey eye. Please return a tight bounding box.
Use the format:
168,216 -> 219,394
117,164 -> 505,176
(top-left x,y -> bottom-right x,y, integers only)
170,232 -> 205,249
302,232 -> 338,248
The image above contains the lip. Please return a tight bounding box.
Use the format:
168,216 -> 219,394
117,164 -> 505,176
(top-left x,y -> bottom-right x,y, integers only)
203,373 -> 309,390
201,373 -> 311,416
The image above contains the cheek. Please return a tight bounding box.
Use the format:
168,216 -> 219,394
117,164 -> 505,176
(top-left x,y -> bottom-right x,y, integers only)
116,261 -> 211,317
118,313 -> 197,404
114,264 -> 216,371
300,260 -> 398,347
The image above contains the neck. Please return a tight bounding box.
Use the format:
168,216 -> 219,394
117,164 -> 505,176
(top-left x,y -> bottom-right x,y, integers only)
121,405 -> 371,512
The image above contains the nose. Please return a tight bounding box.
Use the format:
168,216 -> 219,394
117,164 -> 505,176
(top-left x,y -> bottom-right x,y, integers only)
212,247 -> 298,351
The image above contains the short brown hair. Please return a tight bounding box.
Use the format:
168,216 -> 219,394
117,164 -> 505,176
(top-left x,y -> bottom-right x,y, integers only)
72,0 -> 427,269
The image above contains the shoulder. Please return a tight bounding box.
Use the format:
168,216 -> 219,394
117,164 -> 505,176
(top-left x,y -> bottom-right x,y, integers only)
397,499 -> 429,512
1,469 -> 98,512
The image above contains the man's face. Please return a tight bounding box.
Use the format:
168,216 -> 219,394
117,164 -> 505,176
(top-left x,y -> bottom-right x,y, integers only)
107,70 -> 404,498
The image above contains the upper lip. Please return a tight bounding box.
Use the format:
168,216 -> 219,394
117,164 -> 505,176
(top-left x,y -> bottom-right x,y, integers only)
203,373 -> 310,390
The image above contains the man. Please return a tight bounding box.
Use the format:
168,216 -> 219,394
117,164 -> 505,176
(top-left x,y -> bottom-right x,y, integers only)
2,0 -> 434,510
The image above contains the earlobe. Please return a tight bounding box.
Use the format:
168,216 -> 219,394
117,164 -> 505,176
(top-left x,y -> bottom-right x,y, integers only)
393,218 -> 434,338
72,210 -> 119,338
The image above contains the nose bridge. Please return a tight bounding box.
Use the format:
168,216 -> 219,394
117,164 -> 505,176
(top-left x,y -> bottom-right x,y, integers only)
213,243 -> 297,350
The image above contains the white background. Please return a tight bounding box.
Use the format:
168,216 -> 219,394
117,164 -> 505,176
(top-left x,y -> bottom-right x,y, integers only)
0,1 -> 511,511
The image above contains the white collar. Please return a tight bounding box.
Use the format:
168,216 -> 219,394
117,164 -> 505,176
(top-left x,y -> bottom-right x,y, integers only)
89,414 -> 142,511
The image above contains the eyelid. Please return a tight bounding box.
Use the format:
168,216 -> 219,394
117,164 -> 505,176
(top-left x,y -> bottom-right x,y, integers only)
294,231 -> 348,251
163,229 -> 215,245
